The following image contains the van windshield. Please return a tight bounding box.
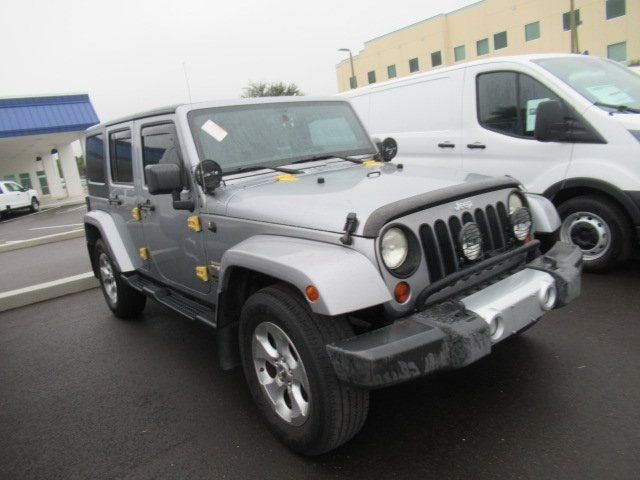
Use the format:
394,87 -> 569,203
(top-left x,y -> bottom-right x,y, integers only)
188,101 -> 375,174
533,56 -> 640,112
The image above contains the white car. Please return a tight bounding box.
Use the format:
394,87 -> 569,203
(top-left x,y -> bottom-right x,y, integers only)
0,180 -> 39,217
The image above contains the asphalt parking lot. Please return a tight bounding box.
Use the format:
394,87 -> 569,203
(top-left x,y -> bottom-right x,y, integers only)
1,261 -> 638,480
0,203 -> 86,245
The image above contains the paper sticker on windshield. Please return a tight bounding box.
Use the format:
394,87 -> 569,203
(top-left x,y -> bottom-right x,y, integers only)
586,85 -> 634,105
201,120 -> 228,142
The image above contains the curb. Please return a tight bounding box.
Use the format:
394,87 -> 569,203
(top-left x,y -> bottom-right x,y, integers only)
0,229 -> 84,253
0,272 -> 99,312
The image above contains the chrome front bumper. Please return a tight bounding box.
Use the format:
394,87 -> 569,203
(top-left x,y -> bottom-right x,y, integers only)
327,242 -> 582,388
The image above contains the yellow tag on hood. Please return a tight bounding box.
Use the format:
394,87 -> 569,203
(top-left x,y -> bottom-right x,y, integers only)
275,173 -> 299,182
361,160 -> 384,168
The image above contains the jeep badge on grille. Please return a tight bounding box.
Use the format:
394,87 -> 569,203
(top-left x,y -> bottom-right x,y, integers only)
454,200 -> 473,211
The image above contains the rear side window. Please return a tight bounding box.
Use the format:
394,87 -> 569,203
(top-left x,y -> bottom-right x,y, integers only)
109,130 -> 133,183
141,124 -> 179,184
86,134 -> 106,183
477,71 -> 560,138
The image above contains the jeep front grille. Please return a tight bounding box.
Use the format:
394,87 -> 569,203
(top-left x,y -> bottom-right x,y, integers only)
419,201 -> 514,283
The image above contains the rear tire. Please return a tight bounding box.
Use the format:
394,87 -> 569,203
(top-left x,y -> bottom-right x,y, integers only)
95,239 -> 146,319
29,197 -> 39,212
558,195 -> 631,273
239,283 -> 369,455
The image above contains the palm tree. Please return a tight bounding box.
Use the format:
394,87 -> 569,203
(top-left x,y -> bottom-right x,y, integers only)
242,81 -> 303,98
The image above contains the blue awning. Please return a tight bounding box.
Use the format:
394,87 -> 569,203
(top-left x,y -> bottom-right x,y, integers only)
0,94 -> 99,139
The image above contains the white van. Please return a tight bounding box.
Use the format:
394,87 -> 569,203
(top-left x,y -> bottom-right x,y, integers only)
343,54 -> 640,272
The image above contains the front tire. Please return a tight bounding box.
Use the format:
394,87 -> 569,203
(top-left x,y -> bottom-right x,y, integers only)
239,284 -> 369,455
95,239 -> 146,318
558,195 -> 631,272
29,197 -> 39,212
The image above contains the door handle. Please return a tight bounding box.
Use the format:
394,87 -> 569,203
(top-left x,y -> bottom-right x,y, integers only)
438,141 -> 456,149
467,142 -> 486,150
108,196 -> 122,205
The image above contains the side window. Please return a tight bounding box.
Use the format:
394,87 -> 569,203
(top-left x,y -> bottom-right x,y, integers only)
109,129 -> 133,184
141,124 -> 179,184
477,71 -> 560,138
86,134 -> 106,183
0,183 -> 4,193
478,72 -> 519,135
5,182 -> 21,192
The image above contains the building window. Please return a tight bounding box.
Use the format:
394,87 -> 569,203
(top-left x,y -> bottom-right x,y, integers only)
367,70 -> 376,84
387,64 -> 397,79
349,76 -> 357,89
109,129 -> 133,184
3,174 -> 16,182
562,9 -> 582,31
454,45 -> 466,62
19,173 -> 32,189
36,171 -> 50,195
494,31 -> 508,50
525,22 -> 540,41
431,51 -> 442,67
476,38 -> 489,56
409,57 -> 420,73
606,0 -> 625,20
607,41 -> 627,61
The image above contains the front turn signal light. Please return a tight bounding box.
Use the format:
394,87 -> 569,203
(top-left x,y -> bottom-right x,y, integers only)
305,285 -> 320,303
394,282 -> 411,304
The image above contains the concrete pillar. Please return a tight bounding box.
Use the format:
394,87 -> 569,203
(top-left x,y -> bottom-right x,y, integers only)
57,142 -> 84,198
41,153 -> 65,198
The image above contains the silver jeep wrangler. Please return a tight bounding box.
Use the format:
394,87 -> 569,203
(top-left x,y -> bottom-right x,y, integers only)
83,97 -> 581,455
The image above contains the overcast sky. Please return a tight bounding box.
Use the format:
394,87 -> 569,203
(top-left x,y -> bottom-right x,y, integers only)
0,0 -> 475,122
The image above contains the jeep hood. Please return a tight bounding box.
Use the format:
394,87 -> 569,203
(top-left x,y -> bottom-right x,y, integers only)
212,163 -> 514,237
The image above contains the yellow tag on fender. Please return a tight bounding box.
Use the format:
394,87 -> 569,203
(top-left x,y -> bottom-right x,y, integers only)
139,247 -> 149,260
131,207 -> 141,221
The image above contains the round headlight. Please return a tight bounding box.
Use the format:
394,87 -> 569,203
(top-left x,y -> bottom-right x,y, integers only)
459,222 -> 483,261
508,192 -> 525,215
381,227 -> 408,270
511,207 -> 532,241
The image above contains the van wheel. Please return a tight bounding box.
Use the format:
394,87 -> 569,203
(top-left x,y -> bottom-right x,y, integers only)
239,284 -> 369,455
95,239 -> 146,318
30,197 -> 39,212
558,195 -> 630,272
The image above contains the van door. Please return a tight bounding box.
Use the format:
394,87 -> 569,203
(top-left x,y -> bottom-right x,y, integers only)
105,124 -> 148,271
461,66 -> 572,194
136,119 -> 210,296
365,71 -> 464,171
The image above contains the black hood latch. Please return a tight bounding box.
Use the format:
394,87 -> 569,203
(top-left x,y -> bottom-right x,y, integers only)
340,212 -> 359,245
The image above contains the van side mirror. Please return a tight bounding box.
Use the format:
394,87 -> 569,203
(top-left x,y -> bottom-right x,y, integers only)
534,100 -> 566,142
146,164 -> 182,195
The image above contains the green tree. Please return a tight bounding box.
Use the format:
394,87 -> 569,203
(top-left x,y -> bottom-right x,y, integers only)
242,81 -> 303,98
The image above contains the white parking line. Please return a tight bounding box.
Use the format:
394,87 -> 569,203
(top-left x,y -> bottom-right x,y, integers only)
29,223 -> 84,231
56,205 -> 86,214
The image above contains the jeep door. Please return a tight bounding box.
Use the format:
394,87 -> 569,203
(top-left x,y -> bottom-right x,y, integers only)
135,118 -> 210,296
105,123 -> 148,273
461,64 -> 572,194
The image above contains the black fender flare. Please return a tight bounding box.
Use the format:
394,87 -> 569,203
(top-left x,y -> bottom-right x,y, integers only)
543,178 -> 640,226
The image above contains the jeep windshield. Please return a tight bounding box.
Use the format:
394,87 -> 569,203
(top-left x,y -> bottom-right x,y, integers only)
188,101 -> 376,174
533,56 -> 640,112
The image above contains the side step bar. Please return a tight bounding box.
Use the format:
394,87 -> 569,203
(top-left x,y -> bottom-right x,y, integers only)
122,274 -> 216,328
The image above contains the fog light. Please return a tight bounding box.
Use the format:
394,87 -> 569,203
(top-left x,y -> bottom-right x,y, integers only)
539,282 -> 557,311
394,282 -> 411,304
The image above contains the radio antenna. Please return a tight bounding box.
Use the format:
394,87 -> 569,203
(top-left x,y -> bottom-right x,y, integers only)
182,61 -> 193,104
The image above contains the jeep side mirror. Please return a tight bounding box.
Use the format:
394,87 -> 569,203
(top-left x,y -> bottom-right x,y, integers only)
534,100 -> 566,142
195,160 -> 223,194
146,164 -> 182,195
380,137 -> 398,161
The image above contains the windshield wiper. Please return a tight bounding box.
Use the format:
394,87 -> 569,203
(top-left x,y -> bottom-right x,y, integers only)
226,164 -> 301,175
594,102 -> 640,113
291,154 -> 370,165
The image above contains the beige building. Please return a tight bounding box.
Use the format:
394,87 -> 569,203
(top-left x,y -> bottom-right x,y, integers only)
336,0 -> 639,91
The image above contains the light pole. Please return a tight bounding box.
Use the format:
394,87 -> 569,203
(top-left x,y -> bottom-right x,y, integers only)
338,48 -> 356,89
